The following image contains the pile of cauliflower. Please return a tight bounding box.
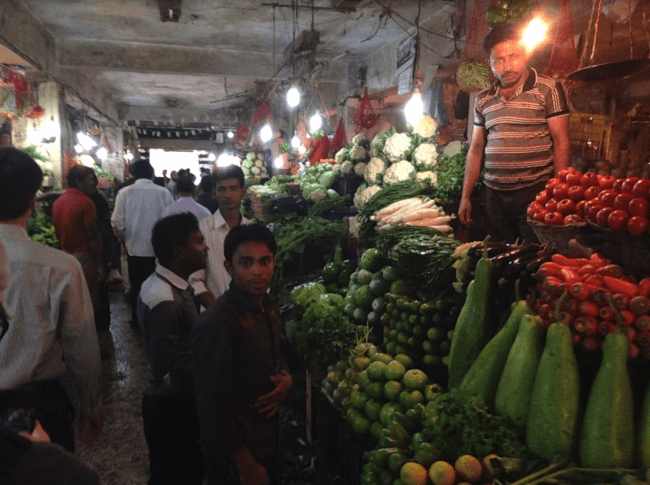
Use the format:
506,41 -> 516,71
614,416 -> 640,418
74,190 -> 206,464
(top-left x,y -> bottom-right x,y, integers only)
299,163 -> 341,202
343,115 -> 448,208
241,152 -> 269,180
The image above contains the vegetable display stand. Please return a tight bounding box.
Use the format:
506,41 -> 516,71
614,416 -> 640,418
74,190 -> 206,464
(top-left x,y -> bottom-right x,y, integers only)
578,221 -> 650,275
527,219 -> 583,255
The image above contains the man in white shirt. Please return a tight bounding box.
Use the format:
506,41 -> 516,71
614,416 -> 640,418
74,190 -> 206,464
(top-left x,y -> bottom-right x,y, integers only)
161,176 -> 211,222
166,170 -> 179,198
190,165 -> 250,308
111,160 -> 173,332
0,147 -> 102,452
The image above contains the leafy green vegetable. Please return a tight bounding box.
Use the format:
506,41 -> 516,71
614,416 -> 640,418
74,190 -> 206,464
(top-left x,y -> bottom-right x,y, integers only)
423,389 -> 527,461
291,282 -> 327,307
94,166 -> 118,183
434,152 -> 485,206
26,210 -> 59,248
308,195 -> 351,217
21,145 -> 49,163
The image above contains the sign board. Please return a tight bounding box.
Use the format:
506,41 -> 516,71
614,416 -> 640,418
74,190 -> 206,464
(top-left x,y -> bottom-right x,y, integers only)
397,35 -> 416,74
398,68 -> 412,96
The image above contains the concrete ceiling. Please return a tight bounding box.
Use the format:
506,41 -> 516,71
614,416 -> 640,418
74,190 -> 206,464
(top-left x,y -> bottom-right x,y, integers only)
14,0 -> 459,128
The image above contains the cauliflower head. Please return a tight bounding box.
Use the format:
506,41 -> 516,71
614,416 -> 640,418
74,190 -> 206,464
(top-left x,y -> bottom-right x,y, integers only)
413,143 -> 439,169
442,140 -> 465,158
250,166 -> 260,175
364,157 -> 386,185
413,115 -> 438,139
335,148 -> 349,165
310,189 -> 327,202
255,160 -> 264,168
352,133 -> 369,146
416,171 -> 438,184
246,152 -> 256,160
353,184 -> 382,208
350,144 -> 368,162
348,215 -> 361,238
354,162 -> 367,177
341,161 -> 354,174
384,160 -> 415,184
384,133 -> 412,163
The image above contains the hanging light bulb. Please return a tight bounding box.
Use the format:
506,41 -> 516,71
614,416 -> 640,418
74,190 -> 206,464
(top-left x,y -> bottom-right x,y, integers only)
208,152 -> 216,162
286,87 -> 301,108
260,123 -> 273,143
74,143 -> 84,154
404,69 -> 425,126
227,131 -> 234,139
309,113 -> 322,132
125,151 -> 134,161
291,134 -> 301,149
96,147 -> 108,161
521,16 -> 548,53
77,132 -> 97,151
274,156 -> 284,169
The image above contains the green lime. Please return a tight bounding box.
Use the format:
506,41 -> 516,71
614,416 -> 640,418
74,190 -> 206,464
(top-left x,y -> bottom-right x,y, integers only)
367,361 -> 387,380
365,381 -> 384,400
383,380 -> 403,401
370,420 -> 384,440
364,398 -> 382,421
381,265 -> 399,282
384,360 -> 407,381
399,389 -> 425,409
371,353 -> 394,365
402,369 -> 428,390
394,354 -> 414,370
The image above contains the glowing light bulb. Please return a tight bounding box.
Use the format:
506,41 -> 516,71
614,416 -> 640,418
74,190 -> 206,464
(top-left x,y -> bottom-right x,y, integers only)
260,124 -> 273,143
125,152 -> 134,161
522,17 -> 548,53
291,134 -> 300,149
309,113 -> 322,132
208,152 -> 216,162
227,131 -> 234,139
96,147 -> 108,161
77,132 -> 97,151
74,143 -> 84,154
286,87 -> 301,108
274,156 -> 284,169
404,92 -> 424,126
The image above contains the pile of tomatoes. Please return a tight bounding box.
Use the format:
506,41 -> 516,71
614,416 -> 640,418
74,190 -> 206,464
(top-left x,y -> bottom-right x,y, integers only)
527,168 -> 650,235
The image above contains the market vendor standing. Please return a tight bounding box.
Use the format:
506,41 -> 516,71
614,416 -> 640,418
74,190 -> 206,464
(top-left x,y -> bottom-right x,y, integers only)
191,224 -> 292,485
458,22 -> 571,243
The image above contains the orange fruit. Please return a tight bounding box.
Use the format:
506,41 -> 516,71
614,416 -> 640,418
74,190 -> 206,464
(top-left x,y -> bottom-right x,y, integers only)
454,455 -> 482,483
429,461 -> 456,485
400,462 -> 429,485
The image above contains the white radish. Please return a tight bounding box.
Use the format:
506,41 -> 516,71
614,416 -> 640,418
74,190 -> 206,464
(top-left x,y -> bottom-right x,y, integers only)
432,225 -> 452,233
401,209 -> 441,223
405,215 -> 452,227
375,197 -> 420,218
383,199 -> 427,224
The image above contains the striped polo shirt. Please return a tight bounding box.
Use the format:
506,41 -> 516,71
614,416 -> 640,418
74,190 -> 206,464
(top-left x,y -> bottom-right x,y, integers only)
474,68 -> 570,191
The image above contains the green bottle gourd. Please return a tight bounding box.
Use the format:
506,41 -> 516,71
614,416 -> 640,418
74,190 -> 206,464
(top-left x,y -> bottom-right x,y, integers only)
526,323 -> 580,461
640,378 -> 650,467
458,300 -> 531,406
494,313 -> 544,428
579,332 -> 634,468
447,240 -> 493,389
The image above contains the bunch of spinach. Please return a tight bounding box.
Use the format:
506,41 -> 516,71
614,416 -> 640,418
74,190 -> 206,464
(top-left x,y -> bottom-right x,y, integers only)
434,152 -> 485,205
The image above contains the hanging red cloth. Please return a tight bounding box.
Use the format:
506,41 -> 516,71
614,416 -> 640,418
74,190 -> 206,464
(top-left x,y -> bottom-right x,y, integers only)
309,135 -> 331,165
461,0 -> 493,62
252,101 -> 270,126
331,118 -> 347,150
353,89 -> 378,130
543,0 -> 579,79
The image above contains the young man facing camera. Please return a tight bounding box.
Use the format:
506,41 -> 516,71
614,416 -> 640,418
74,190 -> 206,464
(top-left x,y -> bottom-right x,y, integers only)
189,165 -> 251,308
138,213 -> 209,485
458,22 -> 571,243
191,224 -> 292,485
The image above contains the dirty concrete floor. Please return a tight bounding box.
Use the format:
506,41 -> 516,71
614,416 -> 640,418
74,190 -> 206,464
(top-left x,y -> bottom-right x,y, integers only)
75,287 -> 150,485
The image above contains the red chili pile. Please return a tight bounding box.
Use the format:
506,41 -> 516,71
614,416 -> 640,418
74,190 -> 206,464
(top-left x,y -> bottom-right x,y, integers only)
527,167 -> 650,235
529,253 -> 650,359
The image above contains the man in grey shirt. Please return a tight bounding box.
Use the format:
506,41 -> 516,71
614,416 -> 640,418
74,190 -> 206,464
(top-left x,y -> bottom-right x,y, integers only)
137,212 -> 209,485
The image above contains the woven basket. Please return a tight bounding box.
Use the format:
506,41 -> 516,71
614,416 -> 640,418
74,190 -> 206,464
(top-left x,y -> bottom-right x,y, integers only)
578,221 -> 650,275
527,219 -> 585,255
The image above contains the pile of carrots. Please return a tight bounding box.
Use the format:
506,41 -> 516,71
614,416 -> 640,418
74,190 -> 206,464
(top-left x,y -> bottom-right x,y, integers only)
529,253 -> 650,359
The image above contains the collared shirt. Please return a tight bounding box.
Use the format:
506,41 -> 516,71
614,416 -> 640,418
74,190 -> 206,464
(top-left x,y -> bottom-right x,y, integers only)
51,187 -> 97,255
188,210 -> 250,298
161,196 -> 212,222
137,264 -> 199,396
474,68 -> 570,191
111,179 -> 173,257
191,282 -> 288,460
0,224 -> 101,420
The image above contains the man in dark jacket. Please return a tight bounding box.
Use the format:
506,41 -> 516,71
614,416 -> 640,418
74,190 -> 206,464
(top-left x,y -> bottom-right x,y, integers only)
191,224 -> 292,485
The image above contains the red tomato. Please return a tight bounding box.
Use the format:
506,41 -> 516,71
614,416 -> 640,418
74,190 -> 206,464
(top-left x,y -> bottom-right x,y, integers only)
608,209 -> 630,231
629,198 -> 649,218
558,168 -> 572,183
553,183 -> 569,200
545,198 -> 558,213
622,177 -> 641,194
527,202 -> 544,218
583,185 -> 601,200
564,214 -> 583,225
628,216 -> 649,235
598,175 -> 616,190
566,171 -> 583,187
575,200 -> 587,217
544,211 -> 564,225
632,179 -> 650,199
585,203 -> 604,222
613,178 -> 625,193
599,189 -> 618,207
532,209 -> 548,222
614,193 -> 634,211
596,207 -> 615,227
580,172 -> 599,188
567,185 -> 585,201
545,177 -> 560,192
557,198 -> 576,216
535,190 -> 551,206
